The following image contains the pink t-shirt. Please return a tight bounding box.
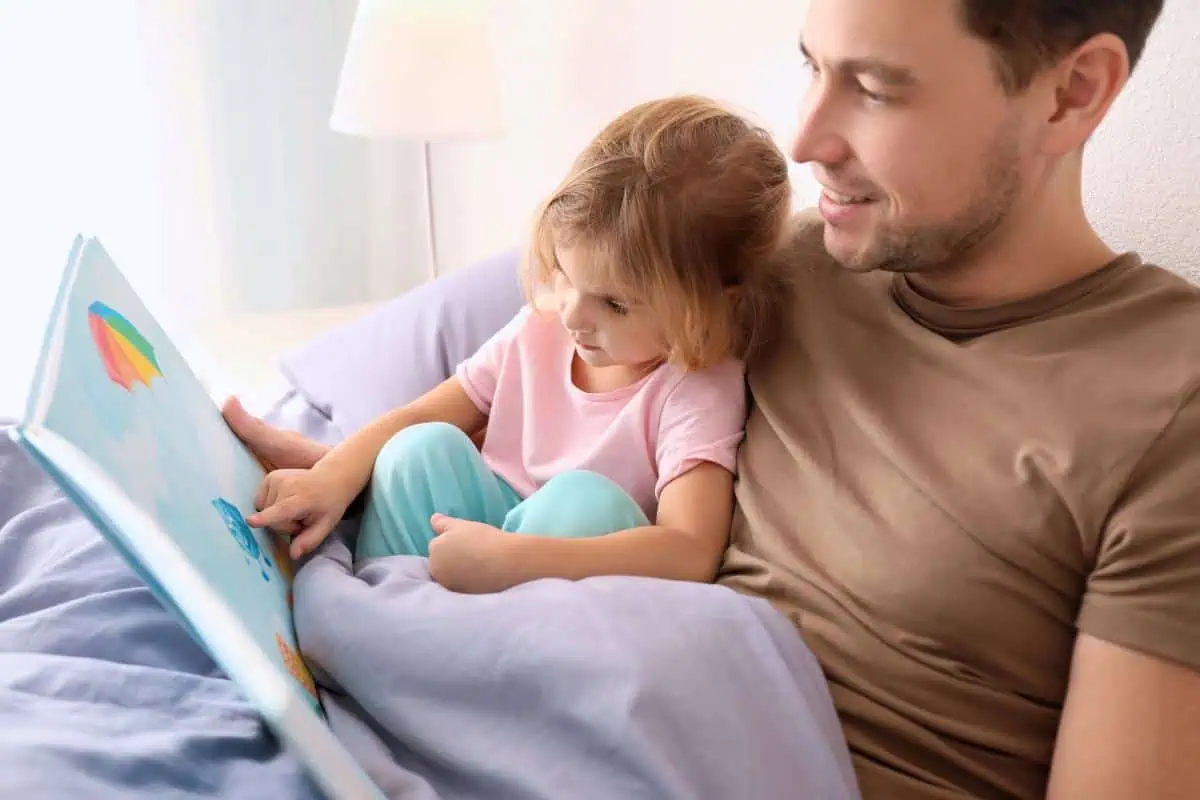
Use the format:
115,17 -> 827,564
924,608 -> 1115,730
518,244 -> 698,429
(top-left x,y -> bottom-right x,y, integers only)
454,306 -> 747,520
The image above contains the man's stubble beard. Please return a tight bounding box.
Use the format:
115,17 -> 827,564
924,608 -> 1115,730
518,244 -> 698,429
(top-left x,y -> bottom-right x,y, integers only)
829,131 -> 1023,276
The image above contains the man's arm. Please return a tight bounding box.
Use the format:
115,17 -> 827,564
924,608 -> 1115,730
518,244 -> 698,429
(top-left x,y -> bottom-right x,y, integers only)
1048,385 -> 1200,797
1048,633 -> 1200,799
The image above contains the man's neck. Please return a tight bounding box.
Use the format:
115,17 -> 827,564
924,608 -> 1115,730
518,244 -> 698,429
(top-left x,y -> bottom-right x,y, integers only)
904,171 -> 1117,309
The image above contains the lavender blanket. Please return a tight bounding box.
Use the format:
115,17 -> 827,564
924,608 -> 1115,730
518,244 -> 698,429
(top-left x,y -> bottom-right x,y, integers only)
0,391 -> 859,799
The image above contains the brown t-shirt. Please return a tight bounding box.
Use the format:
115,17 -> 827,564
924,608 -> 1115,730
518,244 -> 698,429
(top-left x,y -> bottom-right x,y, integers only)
719,211 -> 1200,799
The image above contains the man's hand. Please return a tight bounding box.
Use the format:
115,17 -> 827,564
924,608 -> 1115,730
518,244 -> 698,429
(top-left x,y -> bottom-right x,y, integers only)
428,515 -> 518,594
221,396 -> 330,472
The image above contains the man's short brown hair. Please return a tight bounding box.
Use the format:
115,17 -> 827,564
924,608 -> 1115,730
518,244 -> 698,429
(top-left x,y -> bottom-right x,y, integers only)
959,0 -> 1165,92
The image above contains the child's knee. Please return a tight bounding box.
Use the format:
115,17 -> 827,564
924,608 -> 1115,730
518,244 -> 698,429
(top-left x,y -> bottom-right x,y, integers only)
542,470 -> 631,505
373,422 -> 473,487
512,470 -> 650,537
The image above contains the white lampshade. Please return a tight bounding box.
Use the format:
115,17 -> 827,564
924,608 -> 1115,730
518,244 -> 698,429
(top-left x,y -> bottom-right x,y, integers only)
330,0 -> 504,140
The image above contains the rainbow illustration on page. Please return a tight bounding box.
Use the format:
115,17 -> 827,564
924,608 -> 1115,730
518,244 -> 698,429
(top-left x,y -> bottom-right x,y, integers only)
87,301 -> 164,391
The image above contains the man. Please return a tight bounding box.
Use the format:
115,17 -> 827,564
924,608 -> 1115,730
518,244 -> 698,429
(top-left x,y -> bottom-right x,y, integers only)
227,0 -> 1200,797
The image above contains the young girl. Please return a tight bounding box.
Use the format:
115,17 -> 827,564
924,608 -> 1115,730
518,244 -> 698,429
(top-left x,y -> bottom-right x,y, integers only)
247,95 -> 792,594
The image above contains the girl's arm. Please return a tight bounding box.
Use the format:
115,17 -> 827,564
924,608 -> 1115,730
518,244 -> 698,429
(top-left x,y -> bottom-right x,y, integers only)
313,376 -> 487,499
475,463 -> 734,588
249,377 -> 486,556
427,358 -> 745,592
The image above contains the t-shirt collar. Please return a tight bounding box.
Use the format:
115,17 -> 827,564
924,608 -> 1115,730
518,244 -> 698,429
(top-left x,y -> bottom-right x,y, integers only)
890,253 -> 1141,338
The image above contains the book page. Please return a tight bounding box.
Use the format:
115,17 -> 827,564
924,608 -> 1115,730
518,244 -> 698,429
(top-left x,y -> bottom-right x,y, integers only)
27,238 -> 318,708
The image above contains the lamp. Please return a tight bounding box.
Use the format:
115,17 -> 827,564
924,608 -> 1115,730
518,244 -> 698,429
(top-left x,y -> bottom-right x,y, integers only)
330,0 -> 504,275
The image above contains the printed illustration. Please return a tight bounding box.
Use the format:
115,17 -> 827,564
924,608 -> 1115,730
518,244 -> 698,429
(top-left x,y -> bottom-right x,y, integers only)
276,633 -> 319,700
212,497 -> 274,581
268,532 -> 296,608
87,301 -> 164,391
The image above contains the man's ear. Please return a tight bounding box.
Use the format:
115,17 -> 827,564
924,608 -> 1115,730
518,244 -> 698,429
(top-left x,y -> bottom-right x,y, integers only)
1041,32 -> 1131,156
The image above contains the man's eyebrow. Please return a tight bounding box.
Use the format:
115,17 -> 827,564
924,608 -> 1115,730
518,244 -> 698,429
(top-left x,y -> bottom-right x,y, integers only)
799,40 -> 918,88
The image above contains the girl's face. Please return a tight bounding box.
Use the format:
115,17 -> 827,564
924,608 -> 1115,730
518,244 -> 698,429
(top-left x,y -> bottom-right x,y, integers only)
551,245 -> 668,370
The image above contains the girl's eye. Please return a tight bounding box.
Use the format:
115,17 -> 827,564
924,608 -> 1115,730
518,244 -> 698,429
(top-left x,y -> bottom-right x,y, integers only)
858,84 -> 889,105
605,298 -> 628,315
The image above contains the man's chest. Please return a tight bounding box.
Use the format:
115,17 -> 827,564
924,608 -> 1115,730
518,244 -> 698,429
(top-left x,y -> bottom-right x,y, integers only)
732,305 -> 1163,700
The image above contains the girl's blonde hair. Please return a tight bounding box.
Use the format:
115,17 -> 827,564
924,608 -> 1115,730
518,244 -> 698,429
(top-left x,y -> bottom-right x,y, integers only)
524,95 -> 793,371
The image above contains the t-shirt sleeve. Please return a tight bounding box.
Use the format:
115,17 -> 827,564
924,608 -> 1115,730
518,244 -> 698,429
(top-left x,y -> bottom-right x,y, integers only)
1079,389 -> 1200,670
654,359 -> 748,499
454,306 -> 531,414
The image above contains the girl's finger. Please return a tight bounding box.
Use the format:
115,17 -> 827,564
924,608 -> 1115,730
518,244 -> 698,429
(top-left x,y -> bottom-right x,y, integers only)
290,517 -> 334,560
248,500 -> 299,532
254,476 -> 270,511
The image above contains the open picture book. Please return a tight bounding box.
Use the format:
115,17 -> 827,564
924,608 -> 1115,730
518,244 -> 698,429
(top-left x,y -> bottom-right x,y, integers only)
10,236 -> 384,800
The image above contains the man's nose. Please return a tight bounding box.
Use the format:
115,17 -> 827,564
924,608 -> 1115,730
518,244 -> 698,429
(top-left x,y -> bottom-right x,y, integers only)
791,81 -> 852,167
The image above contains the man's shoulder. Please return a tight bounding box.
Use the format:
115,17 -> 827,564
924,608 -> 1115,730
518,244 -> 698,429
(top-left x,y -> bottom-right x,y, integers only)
784,206 -> 827,248
777,207 -> 839,275
763,208 -> 891,340
1105,257 -> 1200,349
1126,258 -> 1200,303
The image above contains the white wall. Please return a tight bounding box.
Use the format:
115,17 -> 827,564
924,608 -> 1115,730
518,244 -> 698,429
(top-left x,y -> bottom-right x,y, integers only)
428,0 -> 813,272
431,0 -> 1200,283
0,0 -> 429,415
1085,0 -> 1200,282
0,1 -> 165,416
190,0 -> 433,314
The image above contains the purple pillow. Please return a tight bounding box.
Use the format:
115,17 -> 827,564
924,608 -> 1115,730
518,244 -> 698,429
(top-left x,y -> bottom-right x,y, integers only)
279,247 -> 523,435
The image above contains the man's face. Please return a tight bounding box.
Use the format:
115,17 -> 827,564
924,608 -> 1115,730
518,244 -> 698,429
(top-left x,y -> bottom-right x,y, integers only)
794,0 -> 1042,274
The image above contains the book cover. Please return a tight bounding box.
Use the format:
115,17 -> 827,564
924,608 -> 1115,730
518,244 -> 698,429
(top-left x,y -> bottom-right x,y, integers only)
11,236 -> 382,800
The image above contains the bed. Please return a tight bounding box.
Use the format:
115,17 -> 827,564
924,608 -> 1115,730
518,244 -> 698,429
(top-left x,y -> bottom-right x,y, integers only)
0,249 -> 860,799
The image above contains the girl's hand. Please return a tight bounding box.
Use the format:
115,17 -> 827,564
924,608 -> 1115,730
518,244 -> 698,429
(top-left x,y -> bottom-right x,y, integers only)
428,515 -> 519,594
247,467 -> 358,559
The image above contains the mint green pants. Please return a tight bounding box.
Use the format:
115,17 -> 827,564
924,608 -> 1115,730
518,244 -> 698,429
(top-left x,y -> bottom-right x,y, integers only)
356,422 -> 651,561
